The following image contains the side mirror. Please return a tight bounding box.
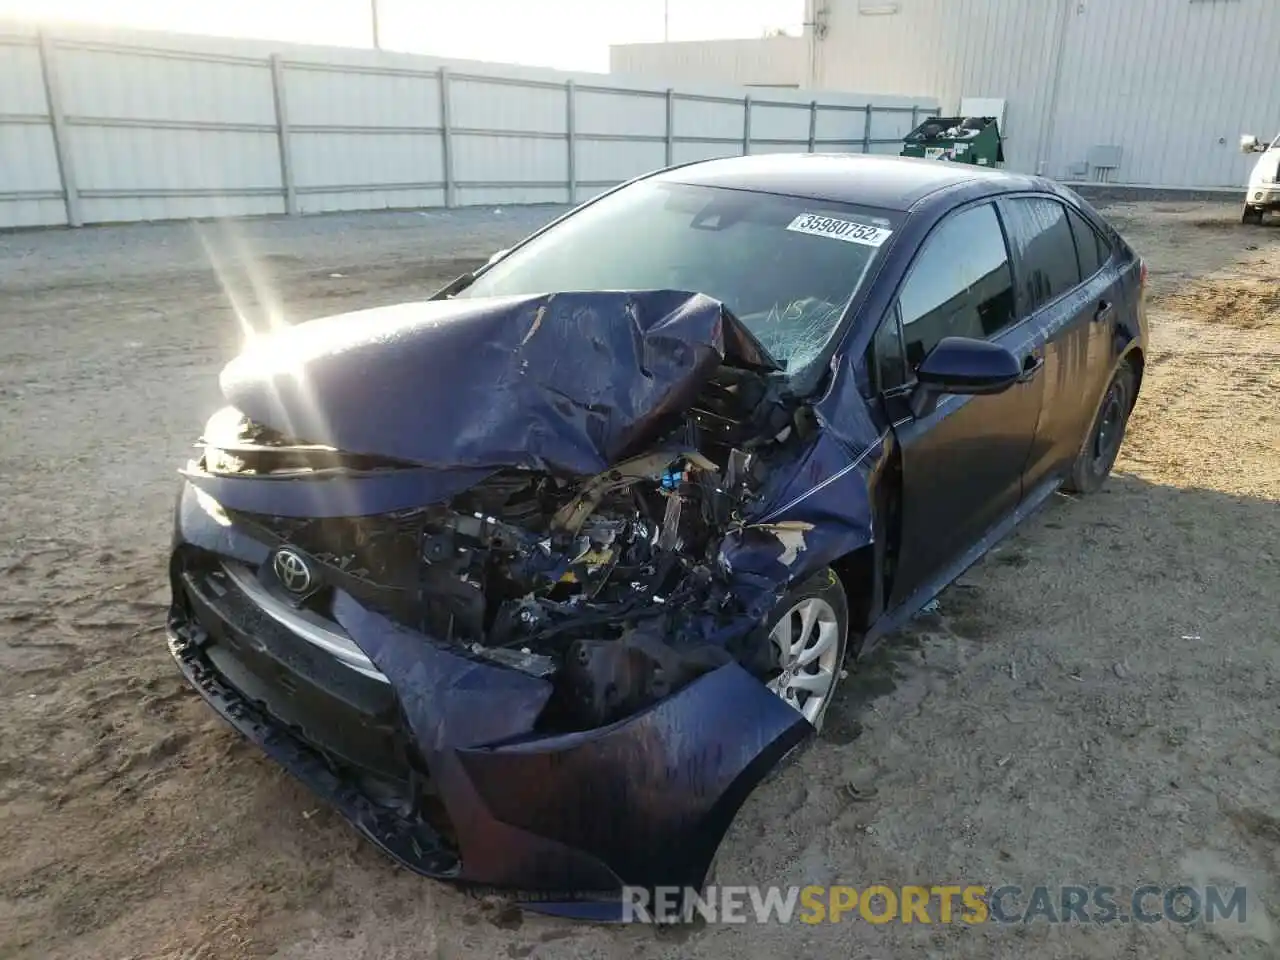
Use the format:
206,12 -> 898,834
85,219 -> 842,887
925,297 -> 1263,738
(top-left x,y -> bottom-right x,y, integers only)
910,336 -> 1022,416
486,248 -> 510,266
1240,134 -> 1263,154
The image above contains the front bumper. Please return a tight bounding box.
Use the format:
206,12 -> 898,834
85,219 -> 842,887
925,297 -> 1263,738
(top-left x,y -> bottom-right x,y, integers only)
168,620 -> 462,875
169,481 -> 809,916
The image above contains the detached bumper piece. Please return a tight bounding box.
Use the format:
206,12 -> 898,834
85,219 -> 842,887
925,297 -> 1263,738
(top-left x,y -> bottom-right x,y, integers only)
169,548 -> 810,918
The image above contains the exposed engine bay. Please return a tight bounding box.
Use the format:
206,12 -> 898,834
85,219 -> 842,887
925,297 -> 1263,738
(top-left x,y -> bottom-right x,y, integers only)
203,358 -> 820,731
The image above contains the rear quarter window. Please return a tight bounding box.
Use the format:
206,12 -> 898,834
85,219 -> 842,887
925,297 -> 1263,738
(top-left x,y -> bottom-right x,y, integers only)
1067,207 -> 1106,278
1062,189 -> 1119,266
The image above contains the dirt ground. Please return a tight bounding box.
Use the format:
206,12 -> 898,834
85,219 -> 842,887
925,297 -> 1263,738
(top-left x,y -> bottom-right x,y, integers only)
1,199 -> 1277,960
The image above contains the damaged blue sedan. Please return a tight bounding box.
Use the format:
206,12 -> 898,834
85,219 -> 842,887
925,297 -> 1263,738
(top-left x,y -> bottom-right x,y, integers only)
167,154 -> 1147,917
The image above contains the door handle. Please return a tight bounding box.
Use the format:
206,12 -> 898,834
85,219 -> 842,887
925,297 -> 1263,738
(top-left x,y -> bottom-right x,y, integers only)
1094,300 -> 1115,323
1017,355 -> 1045,383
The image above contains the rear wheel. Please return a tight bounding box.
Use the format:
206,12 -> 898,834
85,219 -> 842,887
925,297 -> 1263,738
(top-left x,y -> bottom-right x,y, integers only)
1065,364 -> 1136,494
765,569 -> 849,731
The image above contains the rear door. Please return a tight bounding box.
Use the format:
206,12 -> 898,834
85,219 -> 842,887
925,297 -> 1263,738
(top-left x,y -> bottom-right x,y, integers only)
1066,203 -> 1128,436
880,201 -> 1046,609
997,195 -> 1121,493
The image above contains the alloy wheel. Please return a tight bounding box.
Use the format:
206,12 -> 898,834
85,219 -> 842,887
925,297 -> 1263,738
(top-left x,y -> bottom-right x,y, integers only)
767,596 -> 842,726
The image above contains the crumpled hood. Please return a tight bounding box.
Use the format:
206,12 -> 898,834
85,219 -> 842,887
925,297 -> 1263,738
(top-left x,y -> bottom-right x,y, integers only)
220,290 -> 777,477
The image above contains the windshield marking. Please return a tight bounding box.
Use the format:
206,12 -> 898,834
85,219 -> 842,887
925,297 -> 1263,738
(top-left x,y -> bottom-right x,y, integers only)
786,213 -> 893,247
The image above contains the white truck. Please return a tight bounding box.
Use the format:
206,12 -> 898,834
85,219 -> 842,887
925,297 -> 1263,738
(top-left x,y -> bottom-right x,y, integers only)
1239,133 -> 1280,224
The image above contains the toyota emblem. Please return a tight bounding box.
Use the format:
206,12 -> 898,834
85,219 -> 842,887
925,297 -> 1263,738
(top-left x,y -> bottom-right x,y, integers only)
272,548 -> 314,595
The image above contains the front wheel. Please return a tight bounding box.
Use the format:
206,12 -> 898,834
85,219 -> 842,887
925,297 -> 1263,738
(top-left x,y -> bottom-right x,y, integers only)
1242,204 -> 1265,225
1065,364 -> 1136,494
765,569 -> 849,731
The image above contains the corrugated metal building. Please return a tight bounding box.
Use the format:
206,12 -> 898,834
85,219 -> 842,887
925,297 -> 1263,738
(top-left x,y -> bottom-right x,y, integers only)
611,0 -> 1280,190
612,37 -> 809,89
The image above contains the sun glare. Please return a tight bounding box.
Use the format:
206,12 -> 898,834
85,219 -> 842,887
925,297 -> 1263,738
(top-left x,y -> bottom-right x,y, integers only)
0,0 -> 805,72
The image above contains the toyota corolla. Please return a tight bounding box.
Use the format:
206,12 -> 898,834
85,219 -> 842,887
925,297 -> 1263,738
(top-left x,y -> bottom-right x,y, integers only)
166,154 -> 1147,918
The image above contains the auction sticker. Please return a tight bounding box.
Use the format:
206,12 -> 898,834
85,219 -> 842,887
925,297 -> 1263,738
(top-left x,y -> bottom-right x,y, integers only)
786,213 -> 892,247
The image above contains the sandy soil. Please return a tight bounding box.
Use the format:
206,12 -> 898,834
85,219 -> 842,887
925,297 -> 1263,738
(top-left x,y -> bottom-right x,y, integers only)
0,201 -> 1277,960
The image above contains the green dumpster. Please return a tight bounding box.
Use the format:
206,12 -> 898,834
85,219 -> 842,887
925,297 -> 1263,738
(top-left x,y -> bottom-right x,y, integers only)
901,116 -> 1004,167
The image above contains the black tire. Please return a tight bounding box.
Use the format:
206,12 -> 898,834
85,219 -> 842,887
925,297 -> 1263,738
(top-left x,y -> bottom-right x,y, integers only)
764,568 -> 849,732
1065,364 -> 1136,494
1242,205 -> 1265,225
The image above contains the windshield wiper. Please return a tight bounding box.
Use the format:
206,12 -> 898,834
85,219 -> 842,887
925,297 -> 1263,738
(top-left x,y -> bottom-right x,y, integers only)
431,272 -> 476,299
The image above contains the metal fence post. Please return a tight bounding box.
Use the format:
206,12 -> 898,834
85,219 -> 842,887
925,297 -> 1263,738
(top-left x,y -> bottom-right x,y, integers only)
439,67 -> 454,208
742,94 -> 752,156
269,55 -> 298,216
665,88 -> 674,166
36,30 -> 82,227
808,100 -> 818,152
862,104 -> 873,154
565,79 -> 576,205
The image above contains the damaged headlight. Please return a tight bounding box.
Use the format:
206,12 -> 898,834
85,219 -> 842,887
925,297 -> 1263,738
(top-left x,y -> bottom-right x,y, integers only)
195,406 -> 401,478
203,445 -> 248,476
198,406 -> 284,476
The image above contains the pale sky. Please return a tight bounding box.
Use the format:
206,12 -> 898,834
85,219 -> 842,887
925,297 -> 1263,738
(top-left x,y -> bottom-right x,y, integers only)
0,0 -> 804,71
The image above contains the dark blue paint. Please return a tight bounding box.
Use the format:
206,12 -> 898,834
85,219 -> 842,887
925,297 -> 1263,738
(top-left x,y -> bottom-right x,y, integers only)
182,465 -> 496,518
221,290 -> 776,476
173,481 -> 272,563
330,593 -> 553,752
662,153 -> 1043,212
444,662 -> 808,895
916,336 -> 1023,393
812,347 -> 892,449
168,555 -> 806,909
167,154 -> 1150,914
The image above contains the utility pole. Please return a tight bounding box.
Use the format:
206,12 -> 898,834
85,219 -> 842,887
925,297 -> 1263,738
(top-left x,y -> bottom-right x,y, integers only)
371,0 -> 381,49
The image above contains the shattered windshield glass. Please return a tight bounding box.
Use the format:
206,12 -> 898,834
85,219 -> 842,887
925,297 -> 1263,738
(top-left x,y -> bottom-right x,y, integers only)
459,180 -> 899,375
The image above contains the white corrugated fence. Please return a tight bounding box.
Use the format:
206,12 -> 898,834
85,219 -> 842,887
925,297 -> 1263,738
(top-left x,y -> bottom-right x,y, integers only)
0,21 -> 937,229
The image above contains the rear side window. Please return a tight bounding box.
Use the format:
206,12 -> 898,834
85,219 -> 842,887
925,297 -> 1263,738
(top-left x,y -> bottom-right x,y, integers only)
999,197 -> 1082,315
1062,189 -> 1117,267
1067,207 -> 1106,278
1091,214 -> 1114,267
898,202 -> 1016,369
1096,230 -> 1112,266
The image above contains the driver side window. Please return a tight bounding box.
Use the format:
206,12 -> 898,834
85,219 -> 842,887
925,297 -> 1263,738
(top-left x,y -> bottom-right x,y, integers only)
898,203 -> 1016,370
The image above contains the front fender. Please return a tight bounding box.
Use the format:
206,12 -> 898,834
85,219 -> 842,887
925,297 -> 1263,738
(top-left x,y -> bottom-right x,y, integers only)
439,662 -> 810,911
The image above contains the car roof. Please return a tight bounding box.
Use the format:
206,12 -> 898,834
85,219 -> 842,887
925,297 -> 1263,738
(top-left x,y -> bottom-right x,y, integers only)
656,153 -> 1044,212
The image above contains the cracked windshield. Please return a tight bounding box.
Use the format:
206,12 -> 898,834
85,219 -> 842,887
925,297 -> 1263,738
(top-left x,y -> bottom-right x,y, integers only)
460,179 -> 898,373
